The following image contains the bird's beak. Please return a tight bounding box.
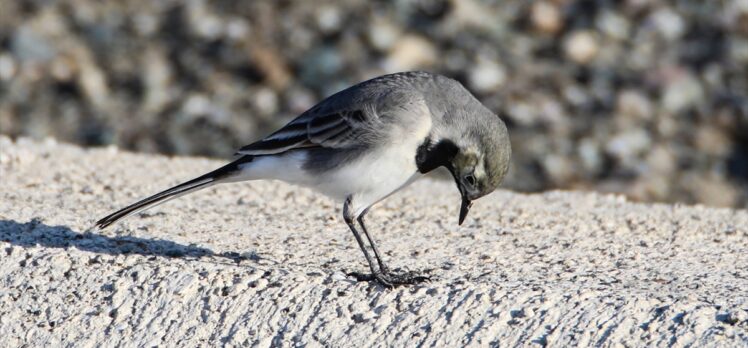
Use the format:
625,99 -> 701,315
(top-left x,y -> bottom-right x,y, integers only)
449,166 -> 473,225
459,193 -> 472,225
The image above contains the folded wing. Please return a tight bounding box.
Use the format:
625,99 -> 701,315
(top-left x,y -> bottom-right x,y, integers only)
236,107 -> 375,156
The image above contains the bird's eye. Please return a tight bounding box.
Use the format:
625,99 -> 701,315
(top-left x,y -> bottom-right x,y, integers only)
464,174 -> 476,187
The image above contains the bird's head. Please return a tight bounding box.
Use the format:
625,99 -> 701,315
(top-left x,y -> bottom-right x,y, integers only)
414,73 -> 512,225
416,115 -> 511,225
448,120 -> 511,224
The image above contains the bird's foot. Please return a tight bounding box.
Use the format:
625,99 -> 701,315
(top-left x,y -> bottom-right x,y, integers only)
348,270 -> 431,288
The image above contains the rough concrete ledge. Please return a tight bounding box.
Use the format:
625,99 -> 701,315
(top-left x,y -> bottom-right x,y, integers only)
1,136 -> 747,347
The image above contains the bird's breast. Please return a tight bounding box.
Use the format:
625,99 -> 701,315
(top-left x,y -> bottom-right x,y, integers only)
313,145 -> 421,204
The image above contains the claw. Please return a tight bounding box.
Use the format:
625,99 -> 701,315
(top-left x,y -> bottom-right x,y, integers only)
347,271 -> 374,281
347,270 -> 430,287
387,272 -> 431,285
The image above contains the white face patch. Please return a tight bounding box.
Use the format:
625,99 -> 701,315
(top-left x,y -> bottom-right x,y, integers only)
474,152 -> 487,180
457,145 -> 481,173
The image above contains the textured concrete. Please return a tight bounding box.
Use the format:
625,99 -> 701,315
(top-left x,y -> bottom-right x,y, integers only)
1,136 -> 747,347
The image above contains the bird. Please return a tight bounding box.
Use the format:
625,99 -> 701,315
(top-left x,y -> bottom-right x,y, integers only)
95,71 -> 511,287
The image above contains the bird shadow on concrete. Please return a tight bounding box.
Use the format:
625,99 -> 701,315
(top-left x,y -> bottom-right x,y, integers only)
0,218 -> 251,262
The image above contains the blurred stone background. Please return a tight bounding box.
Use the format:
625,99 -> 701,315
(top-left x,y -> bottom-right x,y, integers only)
1,0 -> 747,207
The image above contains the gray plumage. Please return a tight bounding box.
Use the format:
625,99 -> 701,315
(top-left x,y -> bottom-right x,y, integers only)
96,71 -> 511,287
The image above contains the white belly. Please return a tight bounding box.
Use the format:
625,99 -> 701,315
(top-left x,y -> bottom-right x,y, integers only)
313,148 -> 421,215
235,148 -> 421,215
237,107 -> 432,217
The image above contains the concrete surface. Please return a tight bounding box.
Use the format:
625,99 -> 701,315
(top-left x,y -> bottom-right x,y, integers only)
1,136 -> 747,347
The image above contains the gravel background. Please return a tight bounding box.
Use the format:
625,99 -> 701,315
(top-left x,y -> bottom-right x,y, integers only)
1,0 -> 747,207
1,137 -> 747,346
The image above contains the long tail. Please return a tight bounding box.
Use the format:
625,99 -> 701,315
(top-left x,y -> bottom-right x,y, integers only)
95,155 -> 254,229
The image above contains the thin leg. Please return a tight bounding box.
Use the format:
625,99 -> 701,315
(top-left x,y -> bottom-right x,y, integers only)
344,198 -> 430,287
345,219 -> 380,279
344,197 -> 393,287
357,211 -> 389,274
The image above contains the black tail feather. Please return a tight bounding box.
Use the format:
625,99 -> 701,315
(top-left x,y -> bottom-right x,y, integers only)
95,155 -> 253,229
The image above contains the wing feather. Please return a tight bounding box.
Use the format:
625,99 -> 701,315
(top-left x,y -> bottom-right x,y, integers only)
236,75 -> 430,156
237,108 -> 374,156
263,122 -> 308,141
308,117 -> 345,134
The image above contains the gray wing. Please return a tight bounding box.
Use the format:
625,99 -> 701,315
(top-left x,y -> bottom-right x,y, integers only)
236,105 -> 380,156
237,73 -> 432,156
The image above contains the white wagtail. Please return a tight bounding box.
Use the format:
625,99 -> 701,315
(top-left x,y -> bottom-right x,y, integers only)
96,71 -> 511,286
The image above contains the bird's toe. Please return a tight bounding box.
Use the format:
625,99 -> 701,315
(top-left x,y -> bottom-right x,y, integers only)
347,269 -> 429,287
387,272 -> 431,286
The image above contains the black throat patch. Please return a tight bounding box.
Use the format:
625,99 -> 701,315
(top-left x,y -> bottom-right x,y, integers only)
415,137 -> 459,174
